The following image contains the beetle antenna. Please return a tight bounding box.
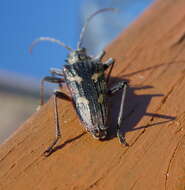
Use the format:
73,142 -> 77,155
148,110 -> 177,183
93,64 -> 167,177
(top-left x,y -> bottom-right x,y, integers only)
29,37 -> 73,53
77,8 -> 117,49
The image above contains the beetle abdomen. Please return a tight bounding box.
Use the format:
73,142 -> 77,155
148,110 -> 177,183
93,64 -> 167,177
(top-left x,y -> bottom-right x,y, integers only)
63,61 -> 108,134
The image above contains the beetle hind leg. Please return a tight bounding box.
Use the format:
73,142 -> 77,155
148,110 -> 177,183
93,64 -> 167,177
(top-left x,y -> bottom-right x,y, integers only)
108,81 -> 129,146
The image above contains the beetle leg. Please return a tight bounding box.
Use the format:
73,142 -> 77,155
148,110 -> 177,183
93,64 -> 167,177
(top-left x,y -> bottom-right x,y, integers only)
102,58 -> 115,84
107,81 -> 126,95
103,58 -> 114,68
93,50 -> 105,61
40,76 -> 65,106
107,81 -> 129,146
49,68 -> 64,77
44,90 -> 71,156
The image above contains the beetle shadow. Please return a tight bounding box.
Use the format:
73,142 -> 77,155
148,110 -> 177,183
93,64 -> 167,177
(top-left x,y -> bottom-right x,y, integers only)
43,132 -> 86,157
106,78 -> 176,142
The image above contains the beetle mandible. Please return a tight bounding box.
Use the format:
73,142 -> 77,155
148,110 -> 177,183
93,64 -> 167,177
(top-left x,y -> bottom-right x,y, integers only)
30,8 -> 128,156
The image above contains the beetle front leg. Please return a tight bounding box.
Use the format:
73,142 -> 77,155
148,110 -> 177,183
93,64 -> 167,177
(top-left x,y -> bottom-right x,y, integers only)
49,68 -> 64,77
108,81 -> 129,146
103,58 -> 114,68
44,90 -> 71,156
93,50 -> 105,61
103,58 -> 115,84
40,76 -> 64,106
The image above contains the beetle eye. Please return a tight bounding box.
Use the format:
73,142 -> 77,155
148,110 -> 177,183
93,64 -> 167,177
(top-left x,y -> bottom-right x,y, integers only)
79,55 -> 85,60
94,130 -> 100,136
80,56 -> 84,59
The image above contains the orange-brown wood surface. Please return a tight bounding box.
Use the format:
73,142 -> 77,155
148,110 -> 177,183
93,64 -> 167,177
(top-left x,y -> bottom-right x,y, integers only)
1,0 -> 185,189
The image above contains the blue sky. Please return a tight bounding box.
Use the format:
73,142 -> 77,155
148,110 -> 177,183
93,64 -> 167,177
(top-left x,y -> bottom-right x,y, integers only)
0,0 -> 153,79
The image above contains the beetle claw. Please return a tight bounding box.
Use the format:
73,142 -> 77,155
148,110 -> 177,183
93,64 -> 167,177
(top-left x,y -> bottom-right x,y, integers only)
43,148 -> 54,157
117,132 -> 129,146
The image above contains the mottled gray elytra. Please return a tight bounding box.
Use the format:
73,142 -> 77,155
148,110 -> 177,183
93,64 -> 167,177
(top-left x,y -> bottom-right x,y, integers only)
30,8 -> 128,156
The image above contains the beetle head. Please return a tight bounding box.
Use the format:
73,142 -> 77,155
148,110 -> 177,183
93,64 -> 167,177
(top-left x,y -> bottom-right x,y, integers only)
92,128 -> 107,140
67,48 -> 90,64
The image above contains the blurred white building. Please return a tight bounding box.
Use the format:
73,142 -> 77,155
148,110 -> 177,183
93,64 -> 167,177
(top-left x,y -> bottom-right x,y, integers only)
0,71 -> 51,143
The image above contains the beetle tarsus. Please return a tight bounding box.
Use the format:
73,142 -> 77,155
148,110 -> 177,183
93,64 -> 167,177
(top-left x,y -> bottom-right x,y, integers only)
44,148 -> 53,157
43,135 -> 61,156
117,130 -> 129,146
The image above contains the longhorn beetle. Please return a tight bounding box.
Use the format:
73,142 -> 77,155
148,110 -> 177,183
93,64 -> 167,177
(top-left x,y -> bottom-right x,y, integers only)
30,8 -> 128,156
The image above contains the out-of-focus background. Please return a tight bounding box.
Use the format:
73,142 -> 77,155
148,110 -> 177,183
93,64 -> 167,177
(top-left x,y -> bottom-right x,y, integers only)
0,0 -> 153,143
